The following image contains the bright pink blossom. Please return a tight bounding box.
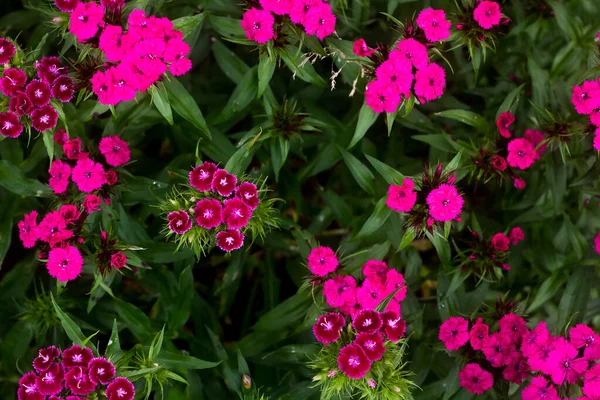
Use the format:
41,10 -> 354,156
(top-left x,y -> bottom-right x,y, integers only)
51,75 -> 75,102
33,346 -> 61,372
513,177 -> 526,190
212,169 -> 237,197
0,38 -> 16,64
416,8 -> 451,42
106,377 -> 135,400
426,184 -> 464,222
216,229 -> 245,252
18,372 -> 44,400
223,198 -> 252,229
353,309 -> 382,334
167,210 -> 192,234
414,62 -> 446,102
572,80 -> 600,115
88,357 -> 116,385
69,2 -> 105,42
59,205 -> 80,223
469,318 -> 489,350
313,312 -> 345,344
0,68 -> 27,96
99,136 -> 131,167
393,39 -> 429,70
355,332 -> 386,361
509,227 -> 525,245
386,178 -> 417,213
492,155 -> 507,171
547,338 -> 588,385
569,324 -> 599,350
491,232 -> 510,252
337,344 -> 371,379
458,363 -> 493,395
240,8 -> 275,44
63,138 -> 88,160
381,310 -> 406,342
47,245 -> 83,282
49,160 -> 72,194
83,195 -> 102,213
72,158 -> 106,192
54,0 -> 79,12
111,252 -> 126,269
35,363 -> 63,395
65,367 -> 96,395
0,111 -> 23,138
362,260 -> 389,285
353,38 -> 377,57
375,58 -> 413,98
499,313 -> 528,343
236,182 -> 260,210
524,128 -> 546,156
522,376 -> 560,400
496,112 -> 514,138
62,345 -> 93,369
31,105 -> 59,132
194,199 -> 223,229
356,278 -> 385,310
9,91 -> 33,116
290,0 -> 320,24
482,332 -> 517,367
303,4 -> 336,40
365,79 -> 401,113
439,316 -> 469,351
594,129 -> 600,151
507,138 -> 537,170
307,246 -> 338,276
38,211 -> 73,244
260,0 -> 293,15
323,275 -> 357,308
190,162 -> 218,192
474,1 -> 502,30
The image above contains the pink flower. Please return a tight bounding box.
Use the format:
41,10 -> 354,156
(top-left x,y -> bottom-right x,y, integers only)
99,25 -> 131,63
100,0 -> 124,11
414,63 -> 446,102
352,309 -> 382,334
236,182 -> 260,210
63,138 -> 88,160
439,316 -> 469,350
385,269 -> 407,302
595,232 -> 600,255
290,0 -> 320,24
426,184 -> 464,222
569,324 -> 599,350
83,194 -> 102,213
594,129 -> 600,151
572,80 -> 600,115
522,376 -> 560,400
509,227 -> 524,245
355,332 -> 386,361
37,57 -> 66,84
72,158 -> 106,192
54,0 -> 79,12
337,344 -> 371,379
88,357 -> 116,385
35,363 -> 63,395
69,2 -> 105,42
194,199 -> 223,229
49,160 -> 71,195
240,8 -> 275,44
9,91 -> 34,116
491,232 -> 510,252
524,128 -> 546,156
353,38 -> 377,57
323,275 -> 357,308
211,169 -> 237,196
458,363 -> 493,395
499,313 -> 528,343
313,312 -> 345,344
33,346 -> 61,372
496,111 -> 514,138
111,251 -> 126,269
190,162 -> 218,192
0,111 -> 23,138
507,138 -> 537,170
169,57 -> 192,76
392,38 -> 429,70
504,357 -> 531,385
362,260 -> 389,284
416,8 -> 452,42
375,58 -> 413,98
167,210 -> 193,234
0,38 -> 16,64
469,318 -> 489,350
547,338 -> 588,385
223,198 -> 252,229
386,178 -> 417,213
584,364 -> 600,399
18,371 -> 44,400
99,136 -> 131,167
473,1 -> 502,30
31,105 -> 59,132
491,155 -> 507,171
365,79 -> 401,113
482,332 -> 517,367
38,211 -> 73,244
216,229 -> 245,252
106,377 -> 135,400
51,75 -> 74,102
105,170 -> 118,186
62,345 -> 93,369
0,68 -> 27,96
65,367 -> 96,395
260,0 -> 293,15
307,246 -> 338,276
381,310 -> 406,342
47,245 -> 84,282
356,278 -> 385,309
303,4 -> 336,40
513,177 -> 526,190
59,205 -> 80,223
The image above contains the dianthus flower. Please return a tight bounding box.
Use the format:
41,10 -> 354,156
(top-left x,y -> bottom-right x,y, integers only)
51,75 -> 74,102
481,332 -> 517,367
355,332 -> 386,361
83,194 -> 102,213
392,39 -> 429,70
47,245 -> 84,282
356,278 -> 385,310
307,246 -> 338,276
64,366 -> 96,395
38,211 -> 73,244
31,105 -> 59,132
211,169 -> 237,197
572,80 -> 600,115
439,316 -> 469,351
313,312 -> 345,344
88,357 -> 116,385
323,275 -> 357,308
54,0 -> 79,12
240,8 -> 275,44
353,309 -> 383,334
337,344 -> 371,379
496,112 -> 514,138
167,210 -> 193,234
375,58 -> 413,98
63,138 -> 88,160
595,232 -> 600,255
0,68 -> 27,96
498,313 -> 528,343
0,111 -> 23,138
569,324 -> 600,352
99,136 -> 131,167
365,79 -> 401,113
414,63 -> 446,102
381,310 -> 406,341
509,227 -> 525,245
362,260 -> 389,285
71,158 -> 106,192
458,363 -> 493,395
352,38 -> 377,57
33,346 -> 61,372
303,4 -> 336,40
26,80 -> 51,107
110,252 -> 126,269
235,182 -> 260,210
416,8 -> 451,42
216,229 -> 245,252
386,178 -> 417,213
259,0 -> 293,15
524,128 -> 546,157
522,376 -> 559,400
35,363 -> 64,395
9,91 -> 33,116
513,177 -> 526,190
426,184 -> 464,222
547,338 -> 588,385
491,155 -> 507,171
507,138 -> 537,170
584,364 -> 600,399
469,318 -> 489,350
106,377 -> 135,400
223,198 -> 252,229
594,129 -> 600,151
473,1 -> 502,30
62,345 -> 93,369
69,2 -> 105,42
190,161 -> 217,192
194,199 -> 223,229
49,160 -> 72,194
0,38 -> 16,64
491,233 -> 510,252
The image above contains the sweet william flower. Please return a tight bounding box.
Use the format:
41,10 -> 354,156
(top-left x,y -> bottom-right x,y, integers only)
0,111 -> 23,138
439,316 -> 469,350
513,177 -> 526,190
111,251 -> 127,269
356,278 -> 385,310
522,376 -> 560,400
35,363 -> 63,395
59,204 -> 80,223
362,260 -> 389,285
65,366 -> 96,395
236,182 -> 260,210
105,170 -> 118,186
496,112 -> 514,138
47,245 -> 84,282
355,332 -> 386,361
524,128 -> 546,156
0,37 -> 16,64
18,371 -> 44,400
167,210 -> 193,234
99,136 -> 131,167
88,357 -> 116,385
458,363 -> 494,395
72,158 -> 106,192
414,63 -> 446,102
63,138 -> 88,160
0,68 -> 27,96
491,155 -> 507,171
290,0 -> 320,24
83,194 -> 102,213
33,346 -> 61,372
190,161 -> 217,192
352,38 -> 377,57
223,198 -> 252,229
216,229 -> 245,252
416,8 -> 452,42
365,79 -> 401,113
313,312 -> 345,344
51,75 -> 74,102
381,310 -> 406,341
9,91 -> 34,116
194,198 -> 223,229
469,318 -> 489,350
491,233 -> 510,252
49,160 -> 72,194
352,309 -> 382,334
69,2 -> 105,42
38,211 -> 73,244
31,105 -> 59,132
62,345 -> 93,369
499,313 -> 528,343
386,178 -> 417,213
593,129 -> 600,151
337,344 -> 371,379
212,169 -> 237,196
106,377 -> 135,400
54,0 -> 80,12
509,227 -> 524,245
303,4 -> 336,40
393,38 -> 429,70
307,246 -> 338,276
482,332 -> 517,367
507,138 -> 537,170
260,0 -> 293,15
426,184 -> 464,222
572,80 -> 600,115
323,275 -> 357,308
241,8 -> 275,44
569,324 -> 599,350
375,58 -> 413,98
547,338 -> 588,385
474,1 -> 502,30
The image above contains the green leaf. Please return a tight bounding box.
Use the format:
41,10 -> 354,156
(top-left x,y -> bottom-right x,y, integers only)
214,67 -> 258,124
113,300 -> 152,341
397,228 -> 416,252
412,134 -> 461,152
365,154 -> 405,185
172,12 -> 206,39
280,46 -> 327,88
0,160 -> 52,197
258,49 -> 276,98
527,273 -> 565,313
155,350 -> 221,370
106,319 -> 121,357
496,84 -> 525,120
435,110 -> 489,134
356,197 -> 392,238
212,40 -> 250,84
270,137 -> 289,181
150,82 -> 173,125
557,267 -> 594,332
338,147 -> 376,196
149,326 -> 165,361
164,78 -> 211,139
348,103 -> 378,149
42,132 -> 55,166
51,293 -> 98,355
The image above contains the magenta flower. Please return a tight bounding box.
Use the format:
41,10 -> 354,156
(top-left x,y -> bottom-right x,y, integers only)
0,111 -> 23,138
385,269 -> 407,302
83,194 -> 102,213
303,4 -> 336,40
235,182 -> 260,210
337,344 -> 371,379
499,313 -> 528,343
313,312 -> 345,344
216,229 -> 245,252
307,246 -> 338,276
194,199 -> 223,229
491,232 -> 510,252
26,80 -> 51,108
99,25 -> 130,63
35,363 -> 63,395
524,128 -> 546,156
439,316 -> 469,351
63,138 -> 88,160
414,63 -> 446,102
482,332 -> 517,367
105,170 -> 118,186
110,251 -> 127,269
99,136 -> 131,167
54,0 -> 80,12
416,8 -> 452,42
323,275 -> 357,308
37,56 -> 66,83
386,178 -> 417,213
51,75 -> 75,102
356,278 -> 385,310
393,38 -> 429,70
469,318 -> 489,350
547,338 -> 588,385
38,211 -> 73,244
509,227 -> 524,245
290,0 -> 320,24
69,2 -> 105,42
167,210 -> 193,234
33,346 -> 61,372
88,357 -> 116,385
0,68 -> 27,96
106,377 -> 135,400
355,332 -> 386,361
352,309 -> 382,334
381,310 -> 406,342
223,198 -> 252,229
72,158 -> 106,192
375,58 -> 413,98
62,345 -> 93,369
31,105 -> 59,132
572,80 -> 600,115
17,371 -> 44,400
513,177 -> 526,190
260,0 -> 293,15
584,364 -> 600,399
496,111 -> 514,138
365,79 -> 401,113
65,366 -> 96,395
507,138 -> 537,170
0,37 -> 16,64
240,8 -> 275,44
521,376 -> 559,400
491,155 -> 507,171
473,1 -> 502,30
49,160 -> 71,195
59,205 -> 79,224
352,38 -> 377,57
569,324 -> 599,350
18,211 -> 39,249
190,161 -> 217,192
362,260 -> 389,284
426,183 -> 464,222
47,245 -> 84,282
211,169 -> 237,197
9,91 -> 34,116
458,363 -> 493,395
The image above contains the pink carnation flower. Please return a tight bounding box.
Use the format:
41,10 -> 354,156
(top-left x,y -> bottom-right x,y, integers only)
352,309 -> 382,334
547,338 -> 588,385
313,312 -> 345,344
65,366 -> 96,395
469,318 -> 489,350
416,8 -> 452,42
482,332 -> 517,367
0,68 -> 27,96
524,128 -> 546,157
223,198 -> 252,229
491,232 -> 510,252
47,245 -> 84,282
381,310 -> 406,342
63,138 -> 88,160
51,75 -> 74,102
473,1 -> 502,30
290,0 -> 320,24
69,2 -> 105,42
492,155 -> 507,171
26,80 -> 51,108
499,313 -> 528,343
439,316 -> 469,350
54,0 -> 80,12
337,344 -> 371,379
260,0 -> 293,15
83,194 -> 102,213
9,91 -> 33,117
393,38 -> 429,70
99,135 -> 131,167
106,377 -> 135,400
569,324 -> 599,351
33,346 -> 61,372
167,210 -> 193,234
18,372 -> 44,400
35,363 -> 63,395
386,178 -> 417,213
111,252 -> 126,269
355,332 -> 386,361
216,229 -> 245,252
240,8 -> 275,44
37,56 -> 66,84
507,138 -> 537,170
496,111 -> 514,138
38,211 -> 73,244
0,38 -> 16,64
522,376 -> 559,400
365,79 -> 401,113
375,58 -> 413,98
509,227 -> 524,245
194,198 -> 223,229
323,275 -> 357,308
426,183 -> 464,222
352,38 -> 377,57
212,169 -> 237,197
190,161 -> 217,192
49,160 -> 71,195
62,345 -> 93,369
0,111 -> 22,138
307,246 -> 338,276
513,177 -> 526,190
303,4 -> 336,40
572,80 -> 600,115
235,182 -> 260,210
458,363 -> 494,395
72,158 -> 106,192
88,357 -> 116,385
414,63 -> 446,102
31,105 -> 59,132
356,278 -> 385,310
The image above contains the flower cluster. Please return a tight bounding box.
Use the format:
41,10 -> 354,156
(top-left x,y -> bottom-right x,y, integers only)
58,1 -> 192,105
440,310 -> 600,399
241,0 -> 336,44
0,38 -> 73,138
18,134 -> 131,281
17,344 -> 134,400
386,164 -> 464,237
571,78 -> 600,150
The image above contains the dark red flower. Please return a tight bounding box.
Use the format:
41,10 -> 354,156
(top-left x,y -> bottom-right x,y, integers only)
31,105 -> 58,132
0,111 -> 23,138
35,363 -> 64,395
63,138 -> 89,160
381,310 -> 406,341
83,194 -> 102,213
235,182 -> 260,210
211,169 -> 237,196
106,377 -> 135,400
168,210 -> 193,234
26,79 -> 52,107
223,198 -> 252,229
491,233 -> 510,252
313,312 -> 345,344
0,38 -> 16,64
51,75 -> 74,102
105,170 -> 118,185
54,128 -> 68,145
194,198 -> 223,229
37,57 -> 66,84
111,251 -> 126,269
88,357 -> 116,385
337,344 -> 371,379
33,346 -> 61,372
62,345 -> 93,369
64,367 -> 96,396
216,228 -> 245,252
9,91 -> 34,116
491,155 -> 507,171
59,204 -> 80,223
0,68 -> 27,96
17,372 -> 44,400
54,0 -> 80,12
352,309 -> 382,334
355,332 -> 386,361
189,161 -> 217,192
